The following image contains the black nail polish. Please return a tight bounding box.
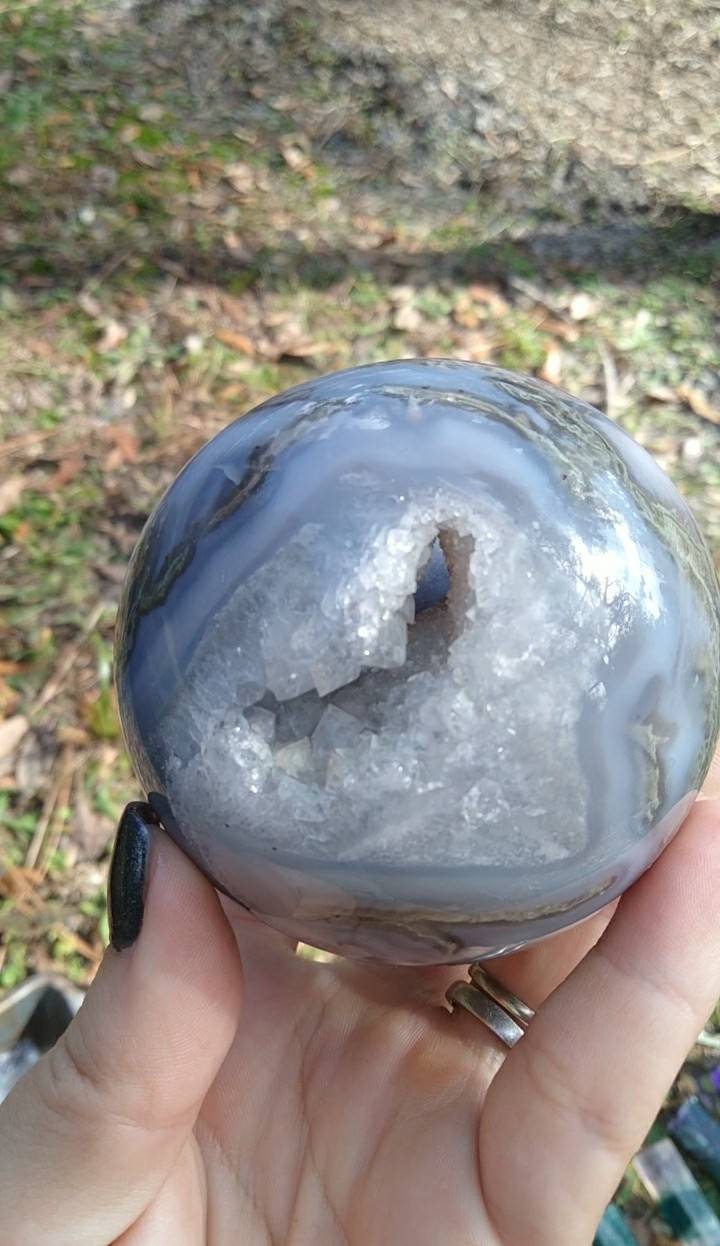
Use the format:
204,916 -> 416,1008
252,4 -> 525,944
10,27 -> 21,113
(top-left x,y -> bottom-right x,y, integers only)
108,802 -> 158,950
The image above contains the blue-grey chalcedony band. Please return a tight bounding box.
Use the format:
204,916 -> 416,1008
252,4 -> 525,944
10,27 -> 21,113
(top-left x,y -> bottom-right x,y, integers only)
115,360 -> 720,965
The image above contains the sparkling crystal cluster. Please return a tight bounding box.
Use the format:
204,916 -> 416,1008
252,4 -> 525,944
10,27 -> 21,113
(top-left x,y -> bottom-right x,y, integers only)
116,361 -> 720,963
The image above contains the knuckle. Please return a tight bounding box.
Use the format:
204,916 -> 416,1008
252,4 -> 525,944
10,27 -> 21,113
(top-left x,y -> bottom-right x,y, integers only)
519,1034 -> 632,1159
38,1015 -> 204,1137
38,1022 -> 116,1128
36,1019 -> 156,1135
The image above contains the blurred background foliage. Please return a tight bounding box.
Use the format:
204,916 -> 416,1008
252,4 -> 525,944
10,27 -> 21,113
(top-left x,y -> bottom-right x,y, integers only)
0,3 -> 719,1237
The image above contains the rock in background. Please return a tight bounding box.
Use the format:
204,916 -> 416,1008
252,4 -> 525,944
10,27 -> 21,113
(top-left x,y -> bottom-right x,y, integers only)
137,0 -> 720,218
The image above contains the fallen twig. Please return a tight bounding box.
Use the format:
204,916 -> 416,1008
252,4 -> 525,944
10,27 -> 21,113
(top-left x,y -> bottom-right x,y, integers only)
31,602 -> 107,717
24,745 -> 77,874
0,419 -> 97,462
0,865 -> 44,915
599,342 -> 634,420
697,1030 -> 720,1051
677,383 -> 720,427
49,924 -> 102,965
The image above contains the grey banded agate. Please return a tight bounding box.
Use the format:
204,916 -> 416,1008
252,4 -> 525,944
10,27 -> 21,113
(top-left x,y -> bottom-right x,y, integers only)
115,360 -> 720,964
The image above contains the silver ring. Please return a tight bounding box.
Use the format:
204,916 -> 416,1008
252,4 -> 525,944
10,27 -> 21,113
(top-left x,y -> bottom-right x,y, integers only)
469,963 -> 536,1028
446,964 -> 535,1048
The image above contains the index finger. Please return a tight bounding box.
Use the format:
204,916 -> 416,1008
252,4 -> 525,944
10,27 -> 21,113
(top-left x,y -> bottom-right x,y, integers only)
478,790 -> 720,1246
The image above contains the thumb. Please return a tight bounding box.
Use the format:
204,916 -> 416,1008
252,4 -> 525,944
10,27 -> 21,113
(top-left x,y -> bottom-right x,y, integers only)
0,803 -> 242,1246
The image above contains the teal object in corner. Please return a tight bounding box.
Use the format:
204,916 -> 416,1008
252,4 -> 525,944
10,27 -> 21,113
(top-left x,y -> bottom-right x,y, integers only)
594,1204 -> 639,1245
634,1138 -> 720,1246
669,1096 -> 720,1184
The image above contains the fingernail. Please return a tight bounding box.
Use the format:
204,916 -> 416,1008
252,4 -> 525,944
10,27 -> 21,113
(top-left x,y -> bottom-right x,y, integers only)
108,801 -> 159,950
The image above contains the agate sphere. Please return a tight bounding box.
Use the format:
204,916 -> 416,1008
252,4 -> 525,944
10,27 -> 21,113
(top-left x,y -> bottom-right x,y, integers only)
115,360 -> 720,964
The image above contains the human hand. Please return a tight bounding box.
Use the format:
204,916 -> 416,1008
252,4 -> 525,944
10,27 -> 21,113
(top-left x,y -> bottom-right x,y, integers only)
1,752 -> 719,1246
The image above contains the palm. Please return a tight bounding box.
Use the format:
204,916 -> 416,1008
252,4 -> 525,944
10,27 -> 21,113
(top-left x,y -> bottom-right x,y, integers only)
3,787 -> 719,1246
126,884 -> 696,1246
193,917 -> 500,1246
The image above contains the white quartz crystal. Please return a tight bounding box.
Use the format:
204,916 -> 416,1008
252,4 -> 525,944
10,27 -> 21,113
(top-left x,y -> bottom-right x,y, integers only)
170,489 -> 607,869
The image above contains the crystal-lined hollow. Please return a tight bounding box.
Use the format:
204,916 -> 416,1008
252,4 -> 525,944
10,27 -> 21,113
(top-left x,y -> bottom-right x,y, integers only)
115,360 -> 720,965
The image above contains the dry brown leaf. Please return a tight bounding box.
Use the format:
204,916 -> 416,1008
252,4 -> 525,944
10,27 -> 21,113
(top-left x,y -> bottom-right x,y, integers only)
0,474 -> 26,516
351,214 -> 389,234
462,331 -> 494,361
0,660 -> 26,676
14,727 -> 49,793
224,161 -> 255,194
73,773 -> 114,861
272,328 -> 336,358
677,383 -> 720,425
92,560 -> 127,584
467,283 -> 510,317
13,519 -> 32,542
132,149 -> 161,169
57,724 -> 91,745
453,295 -> 482,329
97,744 -> 120,770
392,304 -> 423,333
388,284 -> 414,306
0,714 -> 30,766
104,423 -> 140,463
280,143 -> 315,178
540,345 -> 563,385
119,122 -> 141,143
39,304 -> 68,329
77,290 -> 103,319
222,230 -> 253,260
97,318 -> 128,352
0,865 -> 44,913
216,328 -> 256,355
42,455 -> 85,491
263,313 -> 333,358
0,680 -> 20,717
568,292 -> 598,321
538,316 -> 580,343
26,336 -> 55,358
217,382 -> 249,401
280,143 -> 306,170
646,383 -> 676,403
138,102 -> 164,122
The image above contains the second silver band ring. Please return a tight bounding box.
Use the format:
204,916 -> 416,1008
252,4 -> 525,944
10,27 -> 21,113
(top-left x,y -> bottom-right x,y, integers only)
446,965 -> 535,1048
469,963 -> 536,1028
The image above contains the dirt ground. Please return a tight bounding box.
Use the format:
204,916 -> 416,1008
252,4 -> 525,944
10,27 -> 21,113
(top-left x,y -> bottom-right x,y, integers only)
1,2 -> 719,1239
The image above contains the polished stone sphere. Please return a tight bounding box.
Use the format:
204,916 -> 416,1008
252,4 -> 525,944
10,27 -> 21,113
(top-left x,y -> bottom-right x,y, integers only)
116,360 -> 720,964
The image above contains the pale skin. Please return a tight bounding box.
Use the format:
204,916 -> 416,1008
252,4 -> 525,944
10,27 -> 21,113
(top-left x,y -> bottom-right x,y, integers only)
1,746 -> 719,1246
